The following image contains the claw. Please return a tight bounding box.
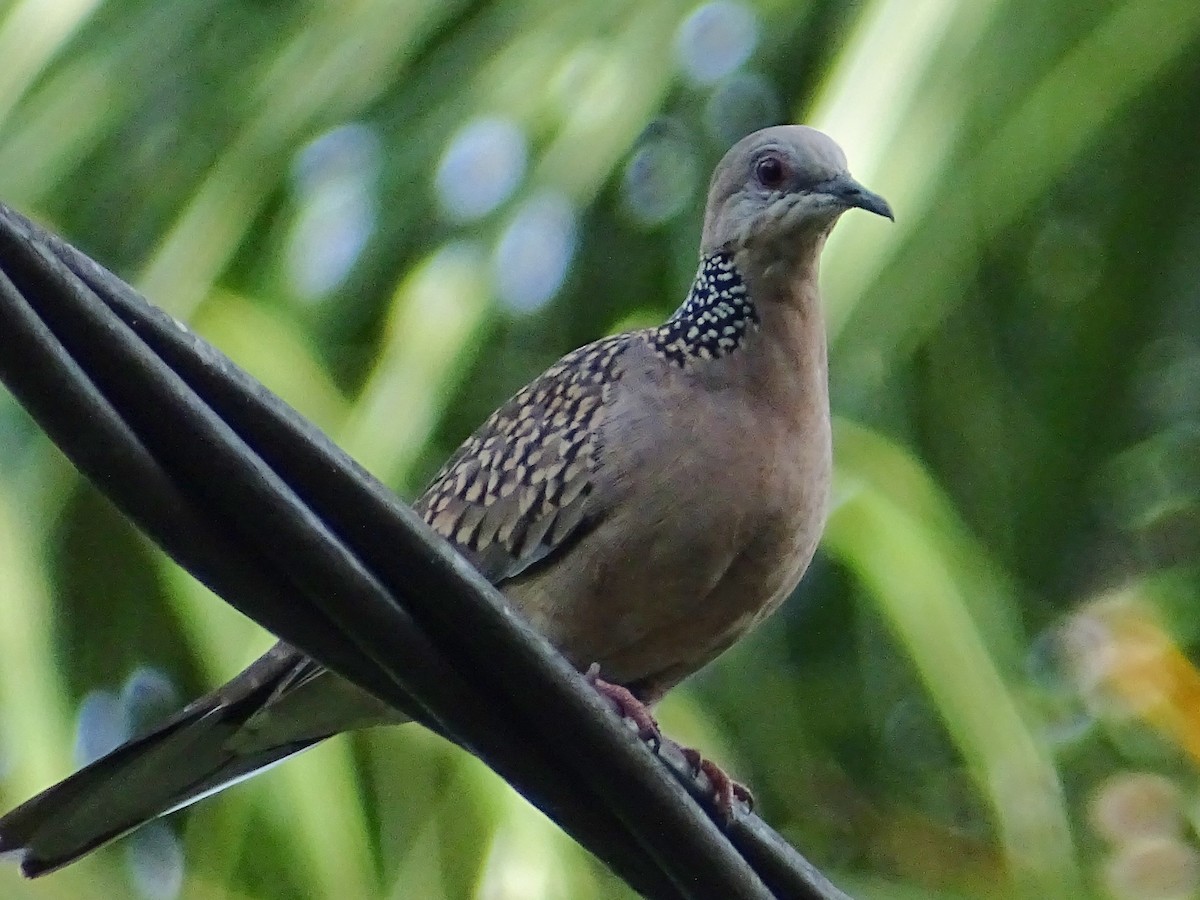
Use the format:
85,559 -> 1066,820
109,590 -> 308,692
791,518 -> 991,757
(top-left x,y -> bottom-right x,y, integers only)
583,665 -> 753,821
679,745 -> 753,822
585,664 -> 662,749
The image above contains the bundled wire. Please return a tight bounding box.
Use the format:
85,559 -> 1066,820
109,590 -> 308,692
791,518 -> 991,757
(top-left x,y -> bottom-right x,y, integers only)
0,204 -> 850,900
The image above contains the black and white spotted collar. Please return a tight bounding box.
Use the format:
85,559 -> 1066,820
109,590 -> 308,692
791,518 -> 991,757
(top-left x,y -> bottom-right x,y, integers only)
650,252 -> 759,367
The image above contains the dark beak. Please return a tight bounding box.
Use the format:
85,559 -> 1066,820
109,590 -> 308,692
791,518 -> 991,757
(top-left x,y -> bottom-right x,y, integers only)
821,173 -> 894,221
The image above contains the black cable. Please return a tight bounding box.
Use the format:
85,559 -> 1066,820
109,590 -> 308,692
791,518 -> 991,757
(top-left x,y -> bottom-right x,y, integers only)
0,204 -> 853,900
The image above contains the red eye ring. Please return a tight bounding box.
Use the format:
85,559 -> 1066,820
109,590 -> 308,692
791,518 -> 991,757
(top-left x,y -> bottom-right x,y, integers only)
754,155 -> 786,189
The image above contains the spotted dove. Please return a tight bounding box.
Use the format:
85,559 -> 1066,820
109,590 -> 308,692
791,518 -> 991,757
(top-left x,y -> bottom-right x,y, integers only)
0,125 -> 892,875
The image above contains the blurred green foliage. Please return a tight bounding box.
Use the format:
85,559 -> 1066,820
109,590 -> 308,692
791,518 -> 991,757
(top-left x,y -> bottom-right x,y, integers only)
1,0 -> 1199,898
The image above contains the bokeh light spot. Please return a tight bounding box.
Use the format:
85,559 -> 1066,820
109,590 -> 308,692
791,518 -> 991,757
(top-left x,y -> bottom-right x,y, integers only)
703,72 -> 782,145
1025,626 -> 1095,746
1089,771 -> 1184,846
436,117 -> 528,223
75,689 -> 129,766
1059,599 -> 1152,714
126,821 -> 184,900
493,192 -> 577,314
122,666 -> 180,737
675,2 -> 759,86
1103,836 -> 1200,900
287,123 -> 381,300
1026,626 -> 1070,691
1059,595 -> 1200,767
622,124 -> 699,227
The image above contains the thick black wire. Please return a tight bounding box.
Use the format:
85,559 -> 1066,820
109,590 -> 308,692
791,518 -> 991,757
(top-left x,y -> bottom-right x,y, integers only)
0,204 -> 853,900
0,217 -> 693,900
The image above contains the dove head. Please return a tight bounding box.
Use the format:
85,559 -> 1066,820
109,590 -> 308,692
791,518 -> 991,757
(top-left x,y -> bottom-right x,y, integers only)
700,125 -> 892,256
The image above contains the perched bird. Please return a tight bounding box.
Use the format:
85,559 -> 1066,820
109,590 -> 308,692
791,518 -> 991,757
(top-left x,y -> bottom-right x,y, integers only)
0,125 -> 891,876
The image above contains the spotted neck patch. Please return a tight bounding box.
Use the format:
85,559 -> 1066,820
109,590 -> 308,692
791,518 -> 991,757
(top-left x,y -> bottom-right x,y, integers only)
650,251 -> 759,367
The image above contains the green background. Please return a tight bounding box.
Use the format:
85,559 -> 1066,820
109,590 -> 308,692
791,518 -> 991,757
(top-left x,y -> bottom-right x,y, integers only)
1,1 -> 1199,898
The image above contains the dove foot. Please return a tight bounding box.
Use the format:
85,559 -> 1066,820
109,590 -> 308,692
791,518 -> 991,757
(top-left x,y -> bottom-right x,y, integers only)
584,663 -> 663,749
677,746 -> 754,822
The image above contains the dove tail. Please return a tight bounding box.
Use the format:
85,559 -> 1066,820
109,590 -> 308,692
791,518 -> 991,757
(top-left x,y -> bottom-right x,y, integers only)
0,672 -> 319,877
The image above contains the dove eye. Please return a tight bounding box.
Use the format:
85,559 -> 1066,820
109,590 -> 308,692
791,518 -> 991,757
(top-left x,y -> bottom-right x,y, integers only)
754,154 -> 787,189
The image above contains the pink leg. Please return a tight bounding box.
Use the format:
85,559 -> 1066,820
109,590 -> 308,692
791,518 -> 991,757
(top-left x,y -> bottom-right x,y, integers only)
584,664 -> 662,747
583,664 -> 753,820
678,746 -> 754,821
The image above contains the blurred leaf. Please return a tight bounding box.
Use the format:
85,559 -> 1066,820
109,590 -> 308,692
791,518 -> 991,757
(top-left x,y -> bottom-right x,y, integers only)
826,420 -> 1080,895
